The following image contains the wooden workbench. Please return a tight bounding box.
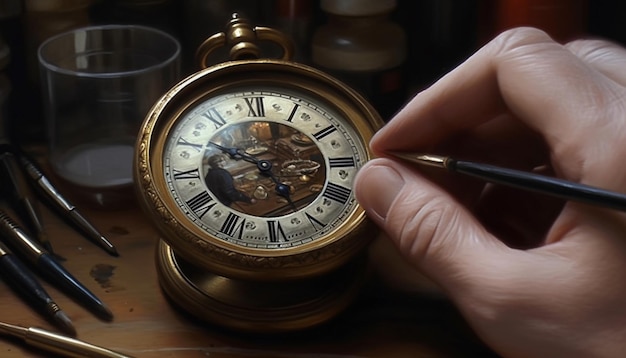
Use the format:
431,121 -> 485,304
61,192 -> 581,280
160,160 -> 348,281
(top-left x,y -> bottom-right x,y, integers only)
0,195 -> 497,357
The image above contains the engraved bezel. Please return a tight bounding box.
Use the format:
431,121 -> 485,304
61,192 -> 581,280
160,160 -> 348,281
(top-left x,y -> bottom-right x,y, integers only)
135,60 -> 382,280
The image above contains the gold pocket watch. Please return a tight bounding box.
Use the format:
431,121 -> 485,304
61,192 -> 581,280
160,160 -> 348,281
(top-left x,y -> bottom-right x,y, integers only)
135,14 -> 383,332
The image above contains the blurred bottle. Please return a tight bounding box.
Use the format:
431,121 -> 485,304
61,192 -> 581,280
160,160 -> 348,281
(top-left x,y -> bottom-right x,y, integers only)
311,0 -> 408,120
273,0 -> 314,64
24,0 -> 93,83
89,0 -> 182,50
90,0 -> 177,26
478,0 -> 588,44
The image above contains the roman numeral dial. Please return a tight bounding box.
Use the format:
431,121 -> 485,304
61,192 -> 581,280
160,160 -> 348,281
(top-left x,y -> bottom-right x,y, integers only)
131,43 -> 390,331
163,86 -> 368,250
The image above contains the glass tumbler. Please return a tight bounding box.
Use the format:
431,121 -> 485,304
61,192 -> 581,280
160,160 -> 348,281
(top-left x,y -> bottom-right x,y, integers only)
38,24 -> 181,208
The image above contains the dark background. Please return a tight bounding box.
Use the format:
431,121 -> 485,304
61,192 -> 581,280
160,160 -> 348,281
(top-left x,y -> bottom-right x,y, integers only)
1,0 -> 624,145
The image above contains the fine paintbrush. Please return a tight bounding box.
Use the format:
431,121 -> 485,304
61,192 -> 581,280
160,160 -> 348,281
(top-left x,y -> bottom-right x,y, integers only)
390,153 -> 626,212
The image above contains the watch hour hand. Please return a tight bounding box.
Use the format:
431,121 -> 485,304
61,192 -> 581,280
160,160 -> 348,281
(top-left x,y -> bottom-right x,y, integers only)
209,143 -> 279,181
208,142 -> 258,164
252,159 -> 296,212
259,165 -> 297,212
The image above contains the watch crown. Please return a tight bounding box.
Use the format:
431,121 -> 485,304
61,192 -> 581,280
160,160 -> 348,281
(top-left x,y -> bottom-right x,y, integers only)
195,13 -> 295,68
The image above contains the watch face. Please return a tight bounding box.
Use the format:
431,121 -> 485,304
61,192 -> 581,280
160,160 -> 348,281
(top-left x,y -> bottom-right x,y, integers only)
163,85 -> 368,251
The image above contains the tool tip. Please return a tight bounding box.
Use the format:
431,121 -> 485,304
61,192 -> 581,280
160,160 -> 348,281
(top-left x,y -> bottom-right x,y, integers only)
102,240 -> 119,257
97,235 -> 120,257
53,310 -> 76,336
96,303 -> 115,321
389,152 -> 448,168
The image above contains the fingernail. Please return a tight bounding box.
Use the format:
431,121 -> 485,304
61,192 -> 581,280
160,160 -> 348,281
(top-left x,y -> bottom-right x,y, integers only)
356,164 -> 405,222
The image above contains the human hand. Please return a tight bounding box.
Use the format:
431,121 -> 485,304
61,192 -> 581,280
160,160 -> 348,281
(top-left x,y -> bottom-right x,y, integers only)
354,27 -> 626,357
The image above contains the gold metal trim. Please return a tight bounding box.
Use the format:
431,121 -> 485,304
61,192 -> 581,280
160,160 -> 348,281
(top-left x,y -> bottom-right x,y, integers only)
155,240 -> 369,332
195,13 -> 294,68
135,59 -> 382,281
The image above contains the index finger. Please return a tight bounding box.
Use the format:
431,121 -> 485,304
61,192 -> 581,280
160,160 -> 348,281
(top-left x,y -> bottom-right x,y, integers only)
372,28 -> 623,160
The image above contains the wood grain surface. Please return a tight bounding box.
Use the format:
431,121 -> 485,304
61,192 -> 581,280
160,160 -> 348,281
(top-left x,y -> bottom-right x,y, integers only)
0,196 -> 496,357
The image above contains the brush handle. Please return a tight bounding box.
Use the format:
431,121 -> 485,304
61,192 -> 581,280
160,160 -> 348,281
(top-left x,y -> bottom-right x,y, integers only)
24,326 -> 133,358
0,247 -> 57,315
37,253 -> 113,321
449,159 -> 626,212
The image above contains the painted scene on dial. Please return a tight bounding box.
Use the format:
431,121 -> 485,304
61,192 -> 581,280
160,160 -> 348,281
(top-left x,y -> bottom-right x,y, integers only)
203,121 -> 326,217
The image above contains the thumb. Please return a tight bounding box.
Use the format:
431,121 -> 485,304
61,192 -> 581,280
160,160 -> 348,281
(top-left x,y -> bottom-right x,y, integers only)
354,158 -> 509,290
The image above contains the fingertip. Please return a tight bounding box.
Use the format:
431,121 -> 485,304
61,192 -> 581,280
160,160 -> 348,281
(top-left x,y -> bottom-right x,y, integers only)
355,158 -> 405,224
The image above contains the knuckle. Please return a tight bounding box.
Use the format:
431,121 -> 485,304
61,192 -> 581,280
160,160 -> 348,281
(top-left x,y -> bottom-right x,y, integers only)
492,27 -> 554,53
565,38 -> 625,61
390,191 -> 464,263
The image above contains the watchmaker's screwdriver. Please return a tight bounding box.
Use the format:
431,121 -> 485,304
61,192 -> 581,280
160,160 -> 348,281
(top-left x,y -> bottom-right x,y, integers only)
0,150 -> 55,255
18,153 -> 119,257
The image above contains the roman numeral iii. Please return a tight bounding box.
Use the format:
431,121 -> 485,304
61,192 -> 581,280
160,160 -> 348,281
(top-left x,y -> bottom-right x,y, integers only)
329,157 -> 355,168
323,183 -> 351,204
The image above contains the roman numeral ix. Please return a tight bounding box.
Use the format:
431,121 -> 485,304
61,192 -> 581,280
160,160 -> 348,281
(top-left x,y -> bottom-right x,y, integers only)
173,168 -> 200,180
